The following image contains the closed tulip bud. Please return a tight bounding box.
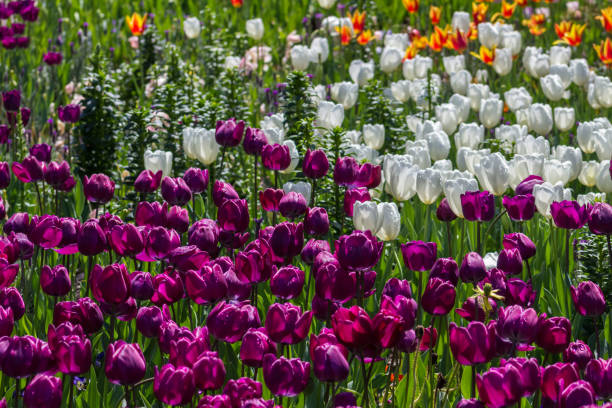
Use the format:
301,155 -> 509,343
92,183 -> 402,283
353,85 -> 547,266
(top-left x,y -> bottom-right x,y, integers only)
77,219 -> 107,256
154,364 -> 195,406
551,200 -> 588,229
430,257 -> 459,286
0,162 -> 9,190
343,188 -> 370,217
263,354 -> 310,397
588,202 -> 612,235
246,18 -> 264,40
497,305 -> 538,350
192,351 -> 226,391
334,156 -> 358,187
166,205 -> 189,233
183,127 -> 220,165
540,74 -> 565,102
90,263 -> 130,305
137,305 -> 167,338
243,127 -> 268,156
0,306 -> 12,336
310,333 -> 349,382
436,198 -> 457,222
362,124 -> 385,150
497,248 -> 523,275
270,265 -> 304,300
335,230 -> 382,272
1,90 -> 20,111
278,192 -> 307,219
554,107 -> 575,132
493,48 -> 513,76
183,16 -> 200,39
183,168 -> 209,195
316,101 -> 344,130
416,168 -> 442,205
40,264 -> 70,297
217,199 -> 250,233
261,144 -> 291,171
270,221 -> 304,260
161,177 -> 192,206
503,233 -> 536,260
23,374 -> 62,408
528,103 -> 553,136
303,149 -> 329,179
502,194 -> 535,221
55,334 -> 92,374
185,264 -> 228,305
461,190 -> 495,222
216,119 -> 245,147
304,207 -> 329,236
374,202 -> 400,241
105,340 -> 146,385
188,219 -> 220,255
145,226 -> 181,260
240,328 -> 276,368
459,252 -> 486,284
563,340 -> 593,370
400,241 -> 437,271
143,149 -> 173,177
540,362 -> 580,402
83,173 -> 115,204
559,381 -> 596,408
449,70 -> 471,95
290,45 -> 311,70
207,301 -> 260,343
536,316 -> 571,354
571,281 -> 606,316
449,322 -> 496,365
421,278 -> 456,315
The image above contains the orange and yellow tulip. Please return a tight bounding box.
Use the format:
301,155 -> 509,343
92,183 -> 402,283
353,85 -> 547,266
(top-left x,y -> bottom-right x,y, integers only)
231,0 -> 243,7
448,29 -> 469,53
554,21 -> 572,39
126,13 -> 147,36
357,30 -> 373,45
470,45 -> 495,65
472,2 -> 488,24
501,0 -> 517,18
348,10 -> 366,35
402,0 -> 419,13
522,14 -> 546,36
596,7 -> 612,32
429,6 -> 441,25
403,44 -> 419,60
336,25 -> 353,45
594,38 -> 612,66
427,28 -> 447,52
554,22 -> 585,47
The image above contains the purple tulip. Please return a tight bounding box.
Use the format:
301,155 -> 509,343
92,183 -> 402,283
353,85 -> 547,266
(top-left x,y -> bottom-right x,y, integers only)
11,155 -> 44,183
333,157 -> 358,187
135,201 -> 167,227
262,354 -> 310,397
218,199 -> 250,233
449,321 -> 496,365
497,305 -> 538,350
269,221 -> 304,260
90,263 -> 130,305
134,170 -> 162,193
29,143 -> 51,162
436,198 -> 457,222
108,224 -> 144,258
261,144 -> 291,171
40,264 -> 70,297
54,334 -> 91,374
145,226 -> 181,260
585,359 -> 612,399
379,295 -> 417,334
207,301 -> 260,343
382,278 -> 412,299
279,192 -> 308,219
456,297 -> 496,322
540,363 -> 579,402
223,378 -> 263,408
343,187 -> 370,216
193,351 -> 226,390
185,263 -> 228,304
0,306 -> 13,337
515,175 -> 544,195
571,281 -> 606,316
83,173 -> 115,204
150,268 -> 184,305
197,394 -> 231,408
303,149 -> 329,179
161,176 -> 192,206
461,190 -> 495,222
304,207 -> 329,236
0,162 -> 9,189
563,340 -> 593,370
309,329 -> 349,382
1,89 -> 20,111
77,219 -> 107,255
23,374 -> 62,408
183,167 -> 209,194
505,278 -> 536,307
315,261 -> 356,303
536,316 -> 571,354
105,341 -> 146,385
44,161 -> 71,189
502,232 -> 536,260
429,257 -> 459,286
136,305 -> 167,337
400,240 -> 437,271
501,358 -> 541,396
58,104 -> 81,123
588,202 -> 612,235
270,265 -> 304,300
188,219 -> 220,255
243,127 -> 268,156
459,252 -> 487,284
43,51 -> 62,65
476,364 -> 523,408
216,119 -> 245,147
53,297 -> 103,334
456,399 -> 485,408
154,364 -> 196,406
559,380 -> 596,408
166,205 -> 189,233
331,306 -> 377,350
335,230 -> 382,271
265,303 -> 312,344
503,194 -> 535,221
240,328 -> 276,368
551,200 -> 588,229
212,180 -> 239,207
421,277 -> 456,315
497,248 -> 523,275
259,188 -> 284,212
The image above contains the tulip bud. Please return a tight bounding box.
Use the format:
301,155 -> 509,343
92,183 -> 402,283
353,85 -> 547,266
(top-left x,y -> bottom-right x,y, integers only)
23,374 -> 62,408
421,278 -> 456,315
240,328 -> 276,368
40,264 -> 71,297
105,340 -> 146,385
563,340 -> 593,370
154,364 -> 195,406
303,149 -> 329,179
83,173 -> 115,204
161,177 -> 192,206
571,281 -> 606,316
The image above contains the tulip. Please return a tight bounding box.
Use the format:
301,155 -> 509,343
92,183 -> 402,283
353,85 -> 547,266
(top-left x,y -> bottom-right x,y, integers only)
290,45 -> 311,70
443,177 -> 479,218
533,182 -> 572,218
551,200 -> 588,229
269,221 -> 304,260
40,264 -> 70,297
161,177 -> 192,206
183,128 -> 220,165
571,281 -> 606,316
315,260 -> 356,304
502,233 -> 536,261
0,306 -> 13,336
218,199 -> 250,233
246,18 -> 264,40
449,322 -> 496,365
310,332 -> 349,382
262,143 -> 291,171
310,37 -> 329,63
54,334 -> 92,375
497,248 -> 523,275
343,187 -> 370,217
77,219 -> 107,256
554,107 -> 575,132
82,173 -> 114,204
502,194 -> 535,222
540,363 -> 580,402
461,190 -> 495,222
363,124 -> 385,150
380,47 -> 403,73
185,264 -> 228,304
23,374 -> 62,408
459,252 -> 487,284
270,265 -> 304,300
540,74 -> 565,101
476,364 -> 524,408
304,207 -> 329,236
497,305 -> 538,350
588,202 -> 612,235
207,301 -> 260,343
278,192 -> 307,219
335,230 -> 382,271
536,316 -> 571,354
584,359 -> 612,399
527,103 -> 554,136
450,70 -> 472,95
265,303 -> 312,344
188,219 -> 220,255
183,16 -> 201,38
240,328 -> 276,368
223,377 -> 263,408
259,188 -> 283,212
197,395 -> 231,408
400,240 -> 437,272
330,305 -> 377,352
493,48 -> 513,76
216,119 -> 246,147
1,90 -> 20,111
154,364 -> 195,406
563,340 -> 593,370
421,277 -> 456,315
559,381 -> 596,408
136,306 -> 166,337
192,351 -> 226,391
353,201 -> 380,234
144,149 -> 173,177
317,101 -> 344,129
330,82 -> 359,109
89,263 -> 130,305
105,340 -> 146,385
303,149 -> 329,179
349,59 -> 374,86
134,170 -> 162,193
262,354 -> 310,397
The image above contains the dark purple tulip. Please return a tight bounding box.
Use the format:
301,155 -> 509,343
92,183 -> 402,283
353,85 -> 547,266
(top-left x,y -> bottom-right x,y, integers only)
515,175 -> 544,195
436,198 -> 457,222
502,233 -> 536,260
30,143 -> 51,162
90,263 -> 130,305
0,126 -> 8,145
310,331 -> 349,382
304,207 -> 329,236
335,230 -> 382,271
168,327 -> 210,367
449,321 -> 495,365
559,380 -> 596,408
270,265 -> 304,300
11,155 -> 43,183
456,399 -> 485,408
43,51 -> 62,65
303,149 -> 329,179
331,306 -> 377,350
240,328 -> 276,368
476,364 -> 523,408
108,224 -> 144,258
198,395 -> 231,408
29,214 -> 62,249
270,221 -> 304,260
135,201 -> 167,227
505,278 -> 536,307
259,188 -> 284,212
0,336 -> 53,378
380,295 -> 417,331
401,240 -> 437,271
334,392 -> 358,408
23,374 -> 62,408
261,144 -> 291,171
312,295 -> 340,321
571,281 -> 606,316
40,264 -> 71,297
55,334 -> 92,374
421,277 -> 456,315
301,239 -> 330,265
585,359 -> 612,399
58,104 -> 81,123
188,219 -> 220,255
136,306 -> 167,337
243,127 -> 268,156
53,297 -> 103,334
497,305 -> 538,350
588,202 -> 612,235
0,306 -> 12,336
154,364 -> 196,406
497,248 -> 523,275
44,161 -> 71,188
184,167 -> 209,194
77,219 -> 107,255
134,170 -> 162,193
0,162 -> 9,189
354,162 -> 381,189
168,246 -> 209,273
461,190 -> 495,222
150,268 -> 184,305
207,301 -> 261,343
265,303 -> 312,345
456,297 -> 496,322
218,199 -> 250,233
185,264 -> 228,304
563,340 -> 593,370
4,212 -> 32,235
0,287 -> 24,320
161,177 -> 192,206
551,200 -> 588,229
383,278 -> 412,299
216,119 -> 245,147
212,180 -> 239,207
343,187 -> 371,216
459,252 -> 486,284
541,363 -> 579,402
429,257 -> 459,286
235,239 -> 274,284
315,262 -> 356,303
224,378 -> 262,408
536,316 -> 571,354
166,205 -> 189,233
193,351 -> 226,391
14,36 -> 29,48
83,173 -> 115,204
501,357 -> 541,396
145,226 -> 181,260
279,192 -> 307,219
262,354 -> 310,397
333,157 -> 358,187
503,194 -> 535,221
105,341 -> 146,385
0,259 -> 17,289
396,329 -> 418,353
1,90 -> 19,111
1,37 -> 15,49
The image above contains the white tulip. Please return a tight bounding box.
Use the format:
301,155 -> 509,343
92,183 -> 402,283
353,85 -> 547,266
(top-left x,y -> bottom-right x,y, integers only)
533,182 -> 572,218
363,124 -> 385,150
246,18 -> 264,41
403,56 -> 432,80
331,82 -> 359,110
406,115 -> 422,133
515,135 -> 550,157
376,202 -> 401,241
183,17 -> 201,39
554,107 -> 575,132
390,80 -> 412,102
405,145 -> 431,169
144,149 -> 173,177
577,192 -> 606,207
587,83 -> 602,110
570,59 -> 589,86
523,47 -> 550,78
349,59 -> 374,86
310,37 -> 329,63
345,144 -> 378,163
596,161 -> 612,193
380,48 -> 403,73
593,128 -> 612,161
384,33 -> 409,51
449,94 -> 470,123
384,155 -> 419,201
283,181 -> 312,204
509,154 -> 544,188
542,159 -> 572,185
500,30 -> 522,56
467,83 -> 490,111
290,45 -> 311,70
316,101 -> 344,130
353,201 -> 381,233
594,76 -> 612,108
443,55 -> 465,75
578,161 -> 600,187
552,145 -> 582,181
443,177 -> 479,218
414,120 -> 442,140
527,103 -> 553,136
435,104 -> 460,135
474,152 -> 510,195
426,131 -> 451,161
450,70 -> 472,96
344,130 -> 361,145
540,74 -> 565,101
479,98 -> 503,129
433,160 -> 453,171
549,65 -> 572,89
416,168 -> 443,204
451,11 -> 470,33
478,22 -> 500,49
317,0 -> 336,10
458,148 -> 490,174
504,87 -> 532,112
495,124 -> 527,145
549,46 -> 571,66
281,140 -> 299,174
493,48 -> 513,76
475,69 -> 489,84
182,127 -> 219,166
576,119 -> 611,154
456,123 -> 484,150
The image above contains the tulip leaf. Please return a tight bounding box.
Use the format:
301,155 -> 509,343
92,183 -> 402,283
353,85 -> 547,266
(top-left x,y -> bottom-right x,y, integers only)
542,288 -> 563,317
88,367 -> 98,407
139,390 -> 153,408
460,366 -> 472,399
74,178 -> 85,219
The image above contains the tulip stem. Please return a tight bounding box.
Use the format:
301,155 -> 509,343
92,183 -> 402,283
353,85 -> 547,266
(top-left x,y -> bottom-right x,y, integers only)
476,221 -> 481,254
409,340 -> 421,408
445,223 -> 452,258
565,229 -> 571,279
14,378 -> 18,408
109,314 -> 116,344
85,255 -> 94,297
471,364 -> 476,398
594,317 -> 601,357
69,377 -> 74,408
252,156 -> 258,226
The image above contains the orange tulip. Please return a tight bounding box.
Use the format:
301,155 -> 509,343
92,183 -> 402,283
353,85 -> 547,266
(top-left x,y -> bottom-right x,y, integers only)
348,10 -> 366,35
468,22 -> 479,40
554,22 -> 586,47
470,45 -> 495,65
335,25 -> 353,45
448,29 -> 469,53
429,6 -> 441,25
472,2 -> 488,24
357,30 -> 373,45
515,0 -> 528,5
522,14 -> 546,36
594,38 -> 612,66
596,7 -> 612,32
427,28 -> 446,52
554,21 -> 572,39
231,0 -> 243,7
403,43 -> 419,60
501,0 -> 516,18
402,0 -> 419,13
125,13 -> 147,36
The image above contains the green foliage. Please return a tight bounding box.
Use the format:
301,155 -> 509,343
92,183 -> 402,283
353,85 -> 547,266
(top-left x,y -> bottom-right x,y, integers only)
74,46 -> 124,178
216,67 -> 249,121
282,71 -> 316,156
576,232 -> 612,311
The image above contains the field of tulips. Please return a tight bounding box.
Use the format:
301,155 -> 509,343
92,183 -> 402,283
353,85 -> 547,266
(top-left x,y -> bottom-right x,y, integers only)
1,0 -> 612,407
